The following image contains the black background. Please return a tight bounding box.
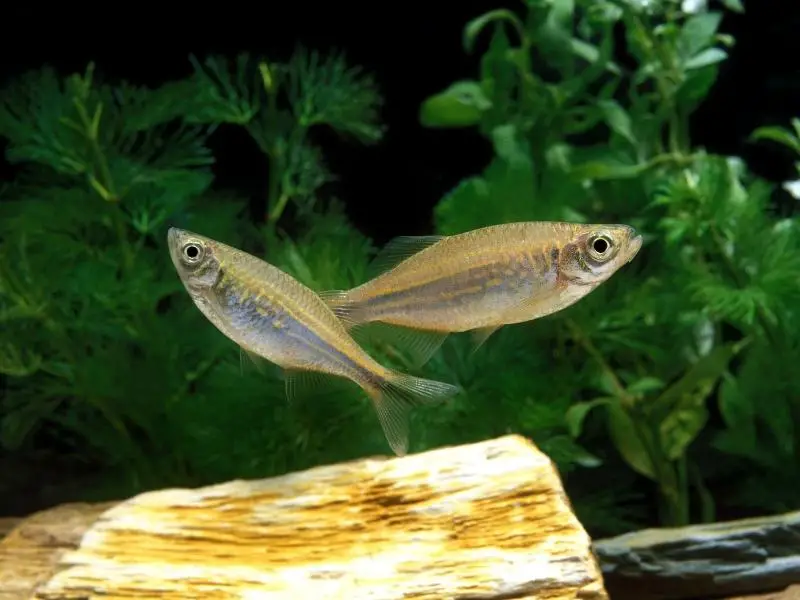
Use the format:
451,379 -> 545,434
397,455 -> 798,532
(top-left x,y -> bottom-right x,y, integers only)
2,1 -> 799,246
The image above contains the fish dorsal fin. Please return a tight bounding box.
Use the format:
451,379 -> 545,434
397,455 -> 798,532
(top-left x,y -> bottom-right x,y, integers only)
361,323 -> 449,369
368,235 -> 445,278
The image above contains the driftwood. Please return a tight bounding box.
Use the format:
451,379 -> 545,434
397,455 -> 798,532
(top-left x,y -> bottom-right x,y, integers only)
0,502 -> 115,600
0,517 -> 22,540
594,510 -> 800,600
12,435 -> 607,599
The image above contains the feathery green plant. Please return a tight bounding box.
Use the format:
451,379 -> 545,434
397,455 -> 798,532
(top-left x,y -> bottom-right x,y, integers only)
0,49 -> 385,501
418,0 -> 799,529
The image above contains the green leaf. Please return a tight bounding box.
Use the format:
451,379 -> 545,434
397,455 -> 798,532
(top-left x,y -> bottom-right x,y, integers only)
652,343 -> 741,460
434,126 -> 535,234
627,377 -> 665,397
188,53 -> 261,125
463,9 -> 526,53
569,155 -> 643,181
419,81 -> 492,128
540,434 -> 603,468
479,24 -> 518,125
720,0 -> 744,13
0,398 -> 61,450
715,373 -> 758,458
749,126 -> 800,155
0,343 -> 43,377
684,48 -> 728,71
675,64 -> 720,113
597,100 -> 636,146
651,343 -> 741,418
717,373 -> 754,430
490,124 -> 529,165
565,397 -> 613,438
279,238 -> 317,289
537,0 -> 577,73
285,47 -> 385,144
678,12 -> 723,61
659,396 -> 709,461
607,400 -> 657,480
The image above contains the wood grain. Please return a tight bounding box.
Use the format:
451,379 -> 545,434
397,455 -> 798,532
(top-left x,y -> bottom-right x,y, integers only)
30,435 -> 606,599
0,502 -> 115,600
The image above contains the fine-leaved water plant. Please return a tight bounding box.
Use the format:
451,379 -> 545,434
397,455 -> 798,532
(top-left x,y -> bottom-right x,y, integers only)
417,0 -> 799,530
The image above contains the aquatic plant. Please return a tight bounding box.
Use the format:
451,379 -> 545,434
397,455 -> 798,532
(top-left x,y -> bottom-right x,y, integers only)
0,49 -> 386,498
418,0 -> 800,529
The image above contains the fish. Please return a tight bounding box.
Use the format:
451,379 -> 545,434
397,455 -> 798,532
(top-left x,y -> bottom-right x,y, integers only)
167,227 -> 462,456
321,221 -> 643,366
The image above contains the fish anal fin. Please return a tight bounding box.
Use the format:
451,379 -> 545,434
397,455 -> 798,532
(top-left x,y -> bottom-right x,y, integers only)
469,325 -> 502,354
283,369 -> 331,405
371,372 -> 461,456
368,235 -> 445,278
362,322 -> 449,368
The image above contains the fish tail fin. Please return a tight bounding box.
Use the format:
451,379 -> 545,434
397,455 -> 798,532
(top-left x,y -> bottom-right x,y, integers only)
319,289 -> 364,331
365,370 -> 461,457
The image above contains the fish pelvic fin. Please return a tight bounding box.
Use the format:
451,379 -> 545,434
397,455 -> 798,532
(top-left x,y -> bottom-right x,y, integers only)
367,371 -> 461,457
361,323 -> 449,369
240,348 -> 281,378
283,368 -> 332,405
469,325 -> 502,355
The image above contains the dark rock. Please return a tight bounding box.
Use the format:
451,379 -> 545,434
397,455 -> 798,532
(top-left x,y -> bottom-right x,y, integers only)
594,511 -> 800,600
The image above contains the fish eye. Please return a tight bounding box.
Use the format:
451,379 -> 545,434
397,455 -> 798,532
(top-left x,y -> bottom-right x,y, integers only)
182,242 -> 204,263
588,235 -> 614,260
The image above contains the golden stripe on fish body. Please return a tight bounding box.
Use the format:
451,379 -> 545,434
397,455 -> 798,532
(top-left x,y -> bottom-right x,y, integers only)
167,228 -> 461,457
321,221 -> 643,367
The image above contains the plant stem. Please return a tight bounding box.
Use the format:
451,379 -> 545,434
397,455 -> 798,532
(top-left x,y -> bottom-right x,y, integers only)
566,318 -> 684,525
73,99 -> 134,272
266,151 -> 282,226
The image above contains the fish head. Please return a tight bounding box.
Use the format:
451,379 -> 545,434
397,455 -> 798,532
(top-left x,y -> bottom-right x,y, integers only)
559,224 -> 643,286
167,227 -> 223,294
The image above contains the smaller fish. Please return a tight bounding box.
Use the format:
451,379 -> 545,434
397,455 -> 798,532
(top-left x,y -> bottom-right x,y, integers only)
167,228 -> 461,456
321,221 -> 643,366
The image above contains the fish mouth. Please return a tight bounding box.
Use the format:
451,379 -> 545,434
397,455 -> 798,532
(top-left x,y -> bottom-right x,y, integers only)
626,234 -> 643,263
166,227 -> 187,270
167,227 -> 181,246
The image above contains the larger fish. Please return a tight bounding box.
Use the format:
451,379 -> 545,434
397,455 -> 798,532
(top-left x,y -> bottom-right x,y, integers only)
322,221 -> 643,365
167,228 -> 461,456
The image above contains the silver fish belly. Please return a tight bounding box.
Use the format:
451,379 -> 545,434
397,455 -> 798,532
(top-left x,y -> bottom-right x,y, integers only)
214,278 -> 361,378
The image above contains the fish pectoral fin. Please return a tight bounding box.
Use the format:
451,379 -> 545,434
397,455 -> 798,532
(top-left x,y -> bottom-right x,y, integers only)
494,283 -> 566,324
372,372 -> 461,456
360,322 -> 449,368
283,369 -> 332,405
368,234 -> 445,278
467,285 -> 565,355
469,325 -> 502,354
